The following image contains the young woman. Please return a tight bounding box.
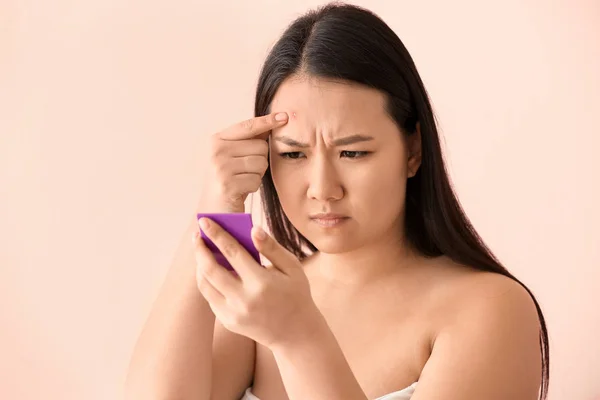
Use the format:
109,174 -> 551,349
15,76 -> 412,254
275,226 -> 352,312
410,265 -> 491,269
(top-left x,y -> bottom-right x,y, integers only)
124,3 -> 549,400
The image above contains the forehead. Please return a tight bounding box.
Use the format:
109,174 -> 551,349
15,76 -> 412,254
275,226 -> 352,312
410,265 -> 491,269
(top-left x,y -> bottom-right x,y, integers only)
270,75 -> 391,137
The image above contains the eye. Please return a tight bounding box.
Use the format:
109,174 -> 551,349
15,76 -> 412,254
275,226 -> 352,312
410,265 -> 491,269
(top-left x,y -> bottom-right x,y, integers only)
279,152 -> 305,159
340,151 -> 370,159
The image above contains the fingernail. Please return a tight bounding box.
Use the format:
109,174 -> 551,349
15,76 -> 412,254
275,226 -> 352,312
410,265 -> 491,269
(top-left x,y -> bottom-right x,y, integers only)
199,218 -> 209,231
254,227 -> 267,241
275,112 -> 288,121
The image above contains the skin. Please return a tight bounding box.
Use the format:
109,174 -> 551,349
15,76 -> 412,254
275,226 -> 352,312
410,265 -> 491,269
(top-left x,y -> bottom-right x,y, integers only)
194,74 -> 543,400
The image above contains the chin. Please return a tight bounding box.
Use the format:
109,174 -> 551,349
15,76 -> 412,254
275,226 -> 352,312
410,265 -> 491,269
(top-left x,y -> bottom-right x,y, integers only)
303,233 -> 361,254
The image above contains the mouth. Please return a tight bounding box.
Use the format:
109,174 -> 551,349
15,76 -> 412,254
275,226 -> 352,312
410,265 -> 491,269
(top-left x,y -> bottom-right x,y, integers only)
309,213 -> 350,228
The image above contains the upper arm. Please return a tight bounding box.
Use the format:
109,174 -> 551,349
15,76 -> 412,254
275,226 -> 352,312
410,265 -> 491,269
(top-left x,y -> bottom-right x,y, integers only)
210,319 -> 256,400
412,275 -> 543,400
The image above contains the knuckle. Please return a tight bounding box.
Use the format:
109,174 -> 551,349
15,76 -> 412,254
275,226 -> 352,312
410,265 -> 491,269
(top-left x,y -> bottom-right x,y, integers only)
251,282 -> 268,298
245,180 -> 257,193
246,156 -> 265,173
208,226 -> 221,240
210,147 -> 226,165
222,242 -> 238,259
238,297 -> 258,319
241,156 -> 252,171
229,311 -> 245,328
260,141 -> 269,155
212,145 -> 224,159
202,265 -> 216,280
209,134 -> 223,152
196,274 -> 209,291
258,157 -> 269,172
204,266 -> 223,283
251,175 -> 263,189
240,118 -> 255,132
236,301 -> 252,318
209,152 -> 221,169
221,314 -> 237,330
241,182 -> 255,196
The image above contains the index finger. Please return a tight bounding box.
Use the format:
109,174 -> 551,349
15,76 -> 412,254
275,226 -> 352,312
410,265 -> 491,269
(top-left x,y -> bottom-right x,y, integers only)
218,112 -> 289,141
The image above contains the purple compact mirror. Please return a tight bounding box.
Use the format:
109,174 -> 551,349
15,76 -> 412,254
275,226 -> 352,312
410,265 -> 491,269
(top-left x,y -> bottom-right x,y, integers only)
196,213 -> 262,271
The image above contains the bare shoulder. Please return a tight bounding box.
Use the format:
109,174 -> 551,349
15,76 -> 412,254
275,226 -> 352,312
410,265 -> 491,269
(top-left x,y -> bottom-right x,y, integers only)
434,261 -> 540,327
423,257 -> 541,339
413,258 -> 543,399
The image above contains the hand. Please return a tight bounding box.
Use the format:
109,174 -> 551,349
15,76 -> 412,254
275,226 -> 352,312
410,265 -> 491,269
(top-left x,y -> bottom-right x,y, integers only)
192,217 -> 323,349
198,112 -> 289,213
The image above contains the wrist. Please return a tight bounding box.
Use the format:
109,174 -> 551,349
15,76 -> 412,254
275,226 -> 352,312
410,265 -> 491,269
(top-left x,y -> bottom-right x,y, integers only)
269,306 -> 329,354
195,194 -> 245,214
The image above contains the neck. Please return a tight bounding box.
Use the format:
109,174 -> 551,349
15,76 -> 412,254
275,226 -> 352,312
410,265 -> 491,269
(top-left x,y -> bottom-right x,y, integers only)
308,228 -> 420,289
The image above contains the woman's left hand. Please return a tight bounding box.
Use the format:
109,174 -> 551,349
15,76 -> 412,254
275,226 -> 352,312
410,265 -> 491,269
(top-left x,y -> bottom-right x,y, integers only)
193,217 -> 323,349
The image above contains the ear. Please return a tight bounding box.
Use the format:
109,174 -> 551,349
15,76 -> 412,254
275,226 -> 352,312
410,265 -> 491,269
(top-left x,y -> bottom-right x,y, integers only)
407,122 -> 422,178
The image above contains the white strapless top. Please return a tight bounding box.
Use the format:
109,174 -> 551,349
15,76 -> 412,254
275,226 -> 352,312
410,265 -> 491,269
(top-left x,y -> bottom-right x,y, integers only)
240,382 -> 417,400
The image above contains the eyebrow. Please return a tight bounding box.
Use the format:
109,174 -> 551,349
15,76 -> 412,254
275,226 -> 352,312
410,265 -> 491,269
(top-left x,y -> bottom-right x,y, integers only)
273,134 -> 375,148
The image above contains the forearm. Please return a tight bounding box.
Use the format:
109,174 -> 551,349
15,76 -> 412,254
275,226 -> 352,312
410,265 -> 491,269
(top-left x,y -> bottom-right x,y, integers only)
124,217 -> 215,400
270,314 -> 368,400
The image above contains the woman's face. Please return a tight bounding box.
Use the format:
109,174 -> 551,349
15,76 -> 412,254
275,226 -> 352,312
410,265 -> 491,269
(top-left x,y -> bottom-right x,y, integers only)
269,75 -> 421,254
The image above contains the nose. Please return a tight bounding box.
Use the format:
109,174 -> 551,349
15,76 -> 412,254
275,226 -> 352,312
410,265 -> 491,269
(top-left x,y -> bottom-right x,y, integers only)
306,154 -> 344,202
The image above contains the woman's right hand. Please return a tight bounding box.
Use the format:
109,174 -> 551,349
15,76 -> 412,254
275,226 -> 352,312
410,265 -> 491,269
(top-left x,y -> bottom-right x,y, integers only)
198,112 -> 289,213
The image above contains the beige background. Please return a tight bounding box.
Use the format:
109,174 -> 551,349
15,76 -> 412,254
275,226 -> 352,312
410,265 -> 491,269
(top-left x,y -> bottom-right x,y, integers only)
1,0 -> 599,399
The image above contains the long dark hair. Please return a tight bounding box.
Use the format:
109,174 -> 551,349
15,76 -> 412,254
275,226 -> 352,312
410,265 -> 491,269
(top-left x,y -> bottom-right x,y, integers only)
254,2 -> 549,398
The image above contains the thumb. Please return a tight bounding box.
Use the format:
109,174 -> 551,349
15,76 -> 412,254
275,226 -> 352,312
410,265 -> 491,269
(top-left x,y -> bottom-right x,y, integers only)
251,226 -> 298,274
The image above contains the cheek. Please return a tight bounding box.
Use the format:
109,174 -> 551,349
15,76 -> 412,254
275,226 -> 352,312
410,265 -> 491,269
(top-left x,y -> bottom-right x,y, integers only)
349,156 -> 407,216
270,159 -> 305,207
355,170 -> 404,203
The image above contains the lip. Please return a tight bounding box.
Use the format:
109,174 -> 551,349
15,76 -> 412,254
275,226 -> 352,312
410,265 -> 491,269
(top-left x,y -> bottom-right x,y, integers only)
309,213 -> 350,228
309,213 -> 349,220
